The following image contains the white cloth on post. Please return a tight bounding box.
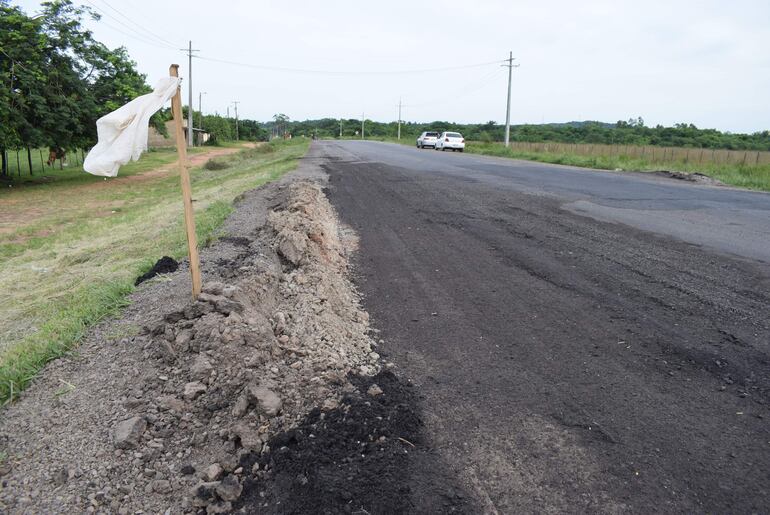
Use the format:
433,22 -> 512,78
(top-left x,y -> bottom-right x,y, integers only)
83,77 -> 180,177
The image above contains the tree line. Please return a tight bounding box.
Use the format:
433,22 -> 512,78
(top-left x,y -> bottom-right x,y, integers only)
282,117 -> 770,151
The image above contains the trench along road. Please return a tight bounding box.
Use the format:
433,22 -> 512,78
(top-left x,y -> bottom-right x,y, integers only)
317,140 -> 770,513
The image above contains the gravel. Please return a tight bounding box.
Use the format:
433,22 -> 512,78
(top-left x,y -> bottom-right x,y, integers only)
0,149 -> 382,513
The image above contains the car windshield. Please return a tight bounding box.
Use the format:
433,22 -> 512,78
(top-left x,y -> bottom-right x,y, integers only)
446,132 -> 462,138
425,132 -> 438,137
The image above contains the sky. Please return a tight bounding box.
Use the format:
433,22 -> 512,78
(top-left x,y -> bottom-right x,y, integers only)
15,0 -> 770,133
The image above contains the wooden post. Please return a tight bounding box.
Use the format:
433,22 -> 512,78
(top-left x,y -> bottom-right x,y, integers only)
169,64 -> 202,299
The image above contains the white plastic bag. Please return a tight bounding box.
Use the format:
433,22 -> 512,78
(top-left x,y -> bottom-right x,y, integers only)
83,77 -> 180,177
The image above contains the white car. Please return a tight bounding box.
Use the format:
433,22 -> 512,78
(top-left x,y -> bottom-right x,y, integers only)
416,131 -> 440,149
435,131 -> 465,152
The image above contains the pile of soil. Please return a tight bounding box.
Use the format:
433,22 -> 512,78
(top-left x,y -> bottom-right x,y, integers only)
135,256 -> 179,286
0,179 -> 383,513
237,370 -> 475,514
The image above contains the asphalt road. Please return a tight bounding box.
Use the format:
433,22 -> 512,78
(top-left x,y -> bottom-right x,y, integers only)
320,140 -> 770,513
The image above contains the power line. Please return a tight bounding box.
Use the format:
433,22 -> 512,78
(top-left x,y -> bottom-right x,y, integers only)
403,67 -> 505,110
97,20 -> 176,49
83,0 -> 179,50
94,0 -> 184,49
195,55 -> 504,76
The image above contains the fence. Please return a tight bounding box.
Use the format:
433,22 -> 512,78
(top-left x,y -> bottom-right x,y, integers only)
1,148 -> 87,177
507,142 -> 770,167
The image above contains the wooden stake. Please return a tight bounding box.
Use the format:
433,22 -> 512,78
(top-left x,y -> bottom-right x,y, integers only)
169,64 -> 202,299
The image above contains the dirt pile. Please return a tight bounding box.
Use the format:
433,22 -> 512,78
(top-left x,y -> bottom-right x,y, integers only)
236,369 -> 465,514
135,256 -> 179,286
0,181 -> 381,513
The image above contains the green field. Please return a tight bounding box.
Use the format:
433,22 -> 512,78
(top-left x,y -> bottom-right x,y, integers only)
464,142 -> 770,192
0,139 -> 309,404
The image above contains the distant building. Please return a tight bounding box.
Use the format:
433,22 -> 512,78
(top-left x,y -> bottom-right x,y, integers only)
148,120 -> 210,147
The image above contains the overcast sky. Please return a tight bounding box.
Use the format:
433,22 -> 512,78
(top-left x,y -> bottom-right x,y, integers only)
15,0 -> 770,132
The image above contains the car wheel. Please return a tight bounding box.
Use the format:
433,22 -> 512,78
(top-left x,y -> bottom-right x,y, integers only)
442,147 -> 446,151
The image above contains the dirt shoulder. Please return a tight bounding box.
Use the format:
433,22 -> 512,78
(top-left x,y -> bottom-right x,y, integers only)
0,144 -> 470,513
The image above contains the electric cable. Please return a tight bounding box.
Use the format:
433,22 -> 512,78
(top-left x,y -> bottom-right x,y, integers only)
195,55 -> 504,76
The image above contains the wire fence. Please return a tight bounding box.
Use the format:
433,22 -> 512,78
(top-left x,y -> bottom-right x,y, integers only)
507,142 -> 770,167
1,148 -> 88,177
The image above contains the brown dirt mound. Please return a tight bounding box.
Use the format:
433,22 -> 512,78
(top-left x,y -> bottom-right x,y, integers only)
0,179 -> 380,513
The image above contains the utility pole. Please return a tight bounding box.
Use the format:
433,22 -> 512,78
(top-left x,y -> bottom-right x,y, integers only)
339,119 -> 343,138
198,91 -> 206,134
232,101 -> 240,140
361,113 -> 365,140
397,98 -> 402,140
181,40 -> 200,147
502,51 -> 519,147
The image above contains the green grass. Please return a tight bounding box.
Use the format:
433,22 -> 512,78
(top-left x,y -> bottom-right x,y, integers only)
464,142 -> 770,192
0,139 -> 309,404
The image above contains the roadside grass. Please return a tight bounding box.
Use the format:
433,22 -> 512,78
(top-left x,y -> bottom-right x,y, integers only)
333,137 -> 770,192
464,142 -> 770,192
0,138 -> 309,404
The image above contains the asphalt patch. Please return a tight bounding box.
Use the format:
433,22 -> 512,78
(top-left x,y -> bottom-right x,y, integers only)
237,370 -> 475,514
134,256 -> 178,286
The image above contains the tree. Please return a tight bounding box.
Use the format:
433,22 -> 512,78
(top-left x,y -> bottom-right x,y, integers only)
0,0 -> 157,176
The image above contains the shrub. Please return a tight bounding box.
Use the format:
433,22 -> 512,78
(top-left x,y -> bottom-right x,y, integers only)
204,159 -> 230,171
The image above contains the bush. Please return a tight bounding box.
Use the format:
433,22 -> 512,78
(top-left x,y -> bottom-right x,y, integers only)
203,158 -> 230,170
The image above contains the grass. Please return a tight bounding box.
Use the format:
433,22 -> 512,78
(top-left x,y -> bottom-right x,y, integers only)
463,142 -> 770,192
0,139 -> 309,404
333,136 -> 770,192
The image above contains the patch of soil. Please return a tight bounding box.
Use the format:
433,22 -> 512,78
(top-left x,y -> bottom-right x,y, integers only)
237,370 -> 474,514
653,170 -> 725,186
218,236 -> 252,247
135,256 -> 179,285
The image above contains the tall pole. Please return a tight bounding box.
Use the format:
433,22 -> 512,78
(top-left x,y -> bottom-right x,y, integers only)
361,113 -> 365,140
397,98 -> 402,140
502,51 -> 518,147
232,101 -> 240,140
181,41 -> 199,147
340,119 -> 343,138
169,64 -> 202,299
198,91 -> 206,133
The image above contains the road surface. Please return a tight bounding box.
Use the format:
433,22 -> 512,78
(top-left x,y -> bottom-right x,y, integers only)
319,140 -> 770,513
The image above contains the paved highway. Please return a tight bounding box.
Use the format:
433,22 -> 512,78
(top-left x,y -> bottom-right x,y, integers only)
320,140 -> 770,513
331,140 -> 770,263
